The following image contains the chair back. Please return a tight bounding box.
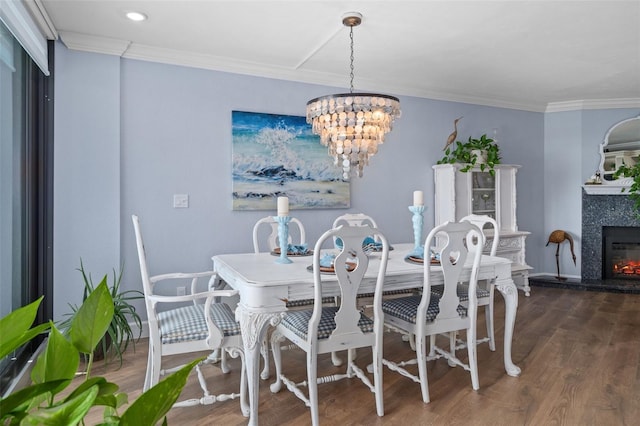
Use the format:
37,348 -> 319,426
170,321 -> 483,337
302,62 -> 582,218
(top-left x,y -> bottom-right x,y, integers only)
131,214 -> 153,304
419,221 -> 483,333
460,214 -> 499,256
252,216 -> 306,253
332,213 -> 378,229
310,224 -> 389,346
332,213 -> 380,245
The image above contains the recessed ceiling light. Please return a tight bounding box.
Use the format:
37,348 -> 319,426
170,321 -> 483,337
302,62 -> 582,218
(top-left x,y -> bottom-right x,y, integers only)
126,11 -> 147,22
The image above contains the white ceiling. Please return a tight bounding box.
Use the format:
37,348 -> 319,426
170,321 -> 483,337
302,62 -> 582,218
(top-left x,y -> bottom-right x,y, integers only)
35,0 -> 640,112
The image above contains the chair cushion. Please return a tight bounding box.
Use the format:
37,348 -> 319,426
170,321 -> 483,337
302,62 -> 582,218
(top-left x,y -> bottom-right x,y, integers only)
430,284 -> 490,301
158,303 -> 241,344
280,306 -> 374,340
382,295 -> 467,324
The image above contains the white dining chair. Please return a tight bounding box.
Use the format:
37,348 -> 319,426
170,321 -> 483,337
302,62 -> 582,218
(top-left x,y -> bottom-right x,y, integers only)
382,221 -> 483,403
252,215 -> 306,254
252,215 -> 333,379
269,224 -> 389,425
460,213 -> 499,351
132,214 -> 248,413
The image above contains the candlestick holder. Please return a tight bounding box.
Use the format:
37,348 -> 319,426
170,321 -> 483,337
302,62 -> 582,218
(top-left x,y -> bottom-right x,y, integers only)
273,216 -> 292,264
408,205 -> 425,256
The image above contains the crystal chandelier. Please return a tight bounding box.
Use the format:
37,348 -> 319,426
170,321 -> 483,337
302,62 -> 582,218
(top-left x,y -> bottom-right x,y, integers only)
306,12 -> 401,180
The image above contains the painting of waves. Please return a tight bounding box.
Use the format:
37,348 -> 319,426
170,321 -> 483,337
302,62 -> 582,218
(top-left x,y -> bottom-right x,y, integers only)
232,111 -> 350,211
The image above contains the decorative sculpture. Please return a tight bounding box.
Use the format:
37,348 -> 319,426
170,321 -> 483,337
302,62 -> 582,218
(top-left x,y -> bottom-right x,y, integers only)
443,116 -> 463,151
546,230 -> 577,280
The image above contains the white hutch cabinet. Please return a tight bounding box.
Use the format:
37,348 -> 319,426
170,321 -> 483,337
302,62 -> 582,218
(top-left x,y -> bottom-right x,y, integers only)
433,163 -> 532,296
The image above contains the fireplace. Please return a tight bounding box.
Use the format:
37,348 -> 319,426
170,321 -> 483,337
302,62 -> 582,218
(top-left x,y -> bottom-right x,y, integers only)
603,226 -> 640,280
582,191 -> 640,283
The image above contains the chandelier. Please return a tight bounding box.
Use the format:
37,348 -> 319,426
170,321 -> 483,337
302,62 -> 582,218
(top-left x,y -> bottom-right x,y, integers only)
306,12 -> 401,179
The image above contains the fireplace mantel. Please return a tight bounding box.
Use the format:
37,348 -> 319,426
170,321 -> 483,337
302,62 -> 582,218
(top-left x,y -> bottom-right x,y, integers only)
582,183 -> 632,195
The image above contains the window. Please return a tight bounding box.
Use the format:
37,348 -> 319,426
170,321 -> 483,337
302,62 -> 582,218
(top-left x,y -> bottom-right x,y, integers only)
0,20 -> 53,395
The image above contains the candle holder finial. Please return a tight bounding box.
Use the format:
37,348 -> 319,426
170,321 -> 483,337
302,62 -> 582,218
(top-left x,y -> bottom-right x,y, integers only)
408,205 -> 425,256
273,216 -> 292,264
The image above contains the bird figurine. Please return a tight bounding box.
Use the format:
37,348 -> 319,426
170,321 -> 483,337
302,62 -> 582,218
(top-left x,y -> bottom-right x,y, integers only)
546,230 -> 577,280
443,116 -> 463,151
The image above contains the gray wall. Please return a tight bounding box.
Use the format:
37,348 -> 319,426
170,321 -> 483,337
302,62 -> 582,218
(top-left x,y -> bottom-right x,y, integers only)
57,40 -> 616,321
543,108 -> 640,278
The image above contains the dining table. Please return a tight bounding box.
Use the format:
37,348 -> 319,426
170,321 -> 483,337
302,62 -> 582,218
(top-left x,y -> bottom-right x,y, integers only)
212,243 -> 520,426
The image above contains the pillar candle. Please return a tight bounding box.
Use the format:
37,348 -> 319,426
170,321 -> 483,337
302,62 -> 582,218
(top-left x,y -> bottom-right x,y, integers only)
277,196 -> 289,216
413,190 -> 424,206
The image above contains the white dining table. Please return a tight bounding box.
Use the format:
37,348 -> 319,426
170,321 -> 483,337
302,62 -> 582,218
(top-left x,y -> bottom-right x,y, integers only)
213,243 -> 520,426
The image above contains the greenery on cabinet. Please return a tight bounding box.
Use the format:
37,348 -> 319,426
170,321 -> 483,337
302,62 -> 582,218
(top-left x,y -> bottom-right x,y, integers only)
437,134 -> 501,176
614,163 -> 640,217
58,260 -> 143,366
0,280 -> 200,425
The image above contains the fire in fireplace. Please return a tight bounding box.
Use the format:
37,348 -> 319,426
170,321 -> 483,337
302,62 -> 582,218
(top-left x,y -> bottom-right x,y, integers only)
603,226 -> 640,280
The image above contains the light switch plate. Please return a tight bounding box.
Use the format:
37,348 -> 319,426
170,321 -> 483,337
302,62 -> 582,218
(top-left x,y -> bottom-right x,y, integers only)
173,194 -> 189,208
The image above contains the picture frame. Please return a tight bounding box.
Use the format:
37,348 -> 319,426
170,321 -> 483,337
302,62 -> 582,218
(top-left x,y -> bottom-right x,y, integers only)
232,110 -> 350,211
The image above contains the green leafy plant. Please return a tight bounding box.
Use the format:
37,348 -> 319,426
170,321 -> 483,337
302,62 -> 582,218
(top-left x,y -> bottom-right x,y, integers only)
59,260 -> 143,365
0,280 -> 199,425
613,162 -> 640,218
437,134 -> 501,176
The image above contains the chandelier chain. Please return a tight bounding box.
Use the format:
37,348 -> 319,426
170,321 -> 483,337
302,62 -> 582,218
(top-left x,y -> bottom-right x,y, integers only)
349,26 -> 355,93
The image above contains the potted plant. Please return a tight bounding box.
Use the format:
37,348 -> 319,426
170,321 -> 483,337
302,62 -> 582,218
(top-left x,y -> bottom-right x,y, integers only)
437,134 -> 501,176
614,162 -> 640,217
1,281 -> 200,425
59,260 -> 143,365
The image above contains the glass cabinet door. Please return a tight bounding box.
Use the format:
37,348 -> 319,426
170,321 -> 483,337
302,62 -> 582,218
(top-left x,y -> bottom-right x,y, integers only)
471,171 -> 496,219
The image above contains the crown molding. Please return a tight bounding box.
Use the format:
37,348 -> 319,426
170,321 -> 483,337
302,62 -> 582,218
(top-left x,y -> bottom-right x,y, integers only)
55,32 -> 639,114
59,31 -> 130,56
546,98 -> 640,113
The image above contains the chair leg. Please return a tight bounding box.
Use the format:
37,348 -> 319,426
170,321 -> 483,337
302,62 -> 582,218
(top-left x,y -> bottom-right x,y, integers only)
269,330 -> 284,393
486,284 -> 496,351
148,343 -> 162,390
144,341 -> 154,391
307,350 -> 320,426
466,327 -> 479,390
415,334 -> 430,403
373,337 -> 384,416
448,331 -> 457,367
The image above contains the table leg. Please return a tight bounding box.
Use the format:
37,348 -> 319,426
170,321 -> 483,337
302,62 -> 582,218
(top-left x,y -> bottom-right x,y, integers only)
236,305 -> 283,426
494,277 -> 521,377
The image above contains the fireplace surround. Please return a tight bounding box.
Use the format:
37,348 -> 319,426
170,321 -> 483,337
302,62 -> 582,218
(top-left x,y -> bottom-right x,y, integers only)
582,191 -> 640,282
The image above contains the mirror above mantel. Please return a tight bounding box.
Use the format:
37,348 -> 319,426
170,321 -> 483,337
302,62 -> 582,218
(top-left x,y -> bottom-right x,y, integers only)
584,115 -> 639,195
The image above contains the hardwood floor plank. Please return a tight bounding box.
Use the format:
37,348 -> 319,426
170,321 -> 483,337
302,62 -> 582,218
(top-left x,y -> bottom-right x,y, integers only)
72,287 -> 639,425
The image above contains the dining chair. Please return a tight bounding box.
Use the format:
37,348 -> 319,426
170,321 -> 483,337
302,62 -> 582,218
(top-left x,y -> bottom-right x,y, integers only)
382,221 -> 483,403
460,213 -> 499,351
252,215 -> 334,378
131,215 -> 248,413
252,215 -> 306,254
269,224 -> 389,425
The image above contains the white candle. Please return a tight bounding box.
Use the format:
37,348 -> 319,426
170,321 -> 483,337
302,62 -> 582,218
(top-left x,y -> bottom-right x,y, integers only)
277,196 -> 289,216
413,190 -> 424,206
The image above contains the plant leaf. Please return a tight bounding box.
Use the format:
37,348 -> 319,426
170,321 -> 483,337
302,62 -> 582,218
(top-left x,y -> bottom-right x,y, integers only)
0,297 -> 49,359
20,385 -> 99,425
0,380 -> 68,419
119,358 -> 202,425
70,278 -> 114,354
65,377 -> 119,408
31,324 -> 79,388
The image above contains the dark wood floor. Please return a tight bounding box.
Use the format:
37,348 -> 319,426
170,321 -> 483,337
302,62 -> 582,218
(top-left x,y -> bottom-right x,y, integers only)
80,286 -> 640,425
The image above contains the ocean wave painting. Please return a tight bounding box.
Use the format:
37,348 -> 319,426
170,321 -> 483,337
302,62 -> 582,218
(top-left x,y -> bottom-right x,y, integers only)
232,111 -> 350,211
